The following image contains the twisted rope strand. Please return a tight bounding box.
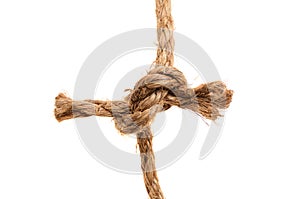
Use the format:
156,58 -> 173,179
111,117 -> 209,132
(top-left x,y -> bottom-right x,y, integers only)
155,0 -> 174,67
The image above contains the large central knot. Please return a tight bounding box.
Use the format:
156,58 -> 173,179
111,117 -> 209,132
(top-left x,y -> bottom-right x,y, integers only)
112,65 -> 195,135
54,66 -> 233,131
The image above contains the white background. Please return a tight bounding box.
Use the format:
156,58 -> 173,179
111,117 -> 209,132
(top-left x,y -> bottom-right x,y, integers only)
1,0 -> 300,198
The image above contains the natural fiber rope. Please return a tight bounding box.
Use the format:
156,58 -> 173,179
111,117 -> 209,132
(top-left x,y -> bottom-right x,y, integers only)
54,0 -> 233,198
155,0 -> 174,67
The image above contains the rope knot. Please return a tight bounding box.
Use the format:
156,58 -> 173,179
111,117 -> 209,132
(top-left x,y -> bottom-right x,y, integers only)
113,65 -> 189,135
54,66 -> 233,129
53,0 -> 233,199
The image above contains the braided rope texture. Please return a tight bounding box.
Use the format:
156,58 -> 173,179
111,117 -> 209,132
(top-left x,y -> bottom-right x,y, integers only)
54,0 -> 233,199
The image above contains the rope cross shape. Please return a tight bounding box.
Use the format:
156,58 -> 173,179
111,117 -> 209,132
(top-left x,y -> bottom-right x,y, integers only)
54,0 -> 233,198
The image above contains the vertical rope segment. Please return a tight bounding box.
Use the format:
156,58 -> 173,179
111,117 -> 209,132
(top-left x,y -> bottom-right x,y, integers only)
155,0 -> 175,67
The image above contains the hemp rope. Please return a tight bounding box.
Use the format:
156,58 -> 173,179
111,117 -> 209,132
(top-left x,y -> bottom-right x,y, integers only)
54,0 -> 233,198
